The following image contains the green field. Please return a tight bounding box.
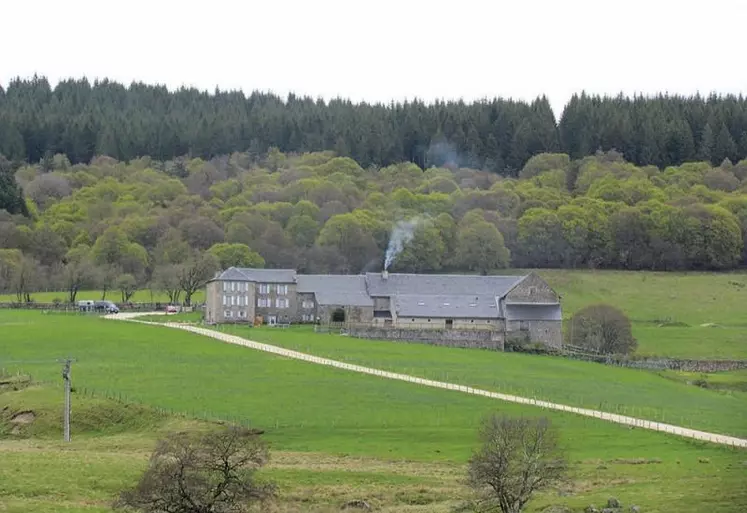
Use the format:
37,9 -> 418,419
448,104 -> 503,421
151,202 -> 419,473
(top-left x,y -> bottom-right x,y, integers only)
0,289 -> 206,305
1,311 -> 746,512
212,324 -> 747,438
3,269 -> 747,359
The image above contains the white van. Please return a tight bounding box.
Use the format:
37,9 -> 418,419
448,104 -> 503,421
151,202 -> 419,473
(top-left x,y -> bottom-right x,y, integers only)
77,300 -> 95,312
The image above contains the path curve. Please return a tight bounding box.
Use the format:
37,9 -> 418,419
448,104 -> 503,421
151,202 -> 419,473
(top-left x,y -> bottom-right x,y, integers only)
108,312 -> 747,448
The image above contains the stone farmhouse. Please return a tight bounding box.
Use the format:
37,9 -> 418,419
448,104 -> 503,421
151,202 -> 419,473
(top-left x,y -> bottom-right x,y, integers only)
205,268 -> 562,350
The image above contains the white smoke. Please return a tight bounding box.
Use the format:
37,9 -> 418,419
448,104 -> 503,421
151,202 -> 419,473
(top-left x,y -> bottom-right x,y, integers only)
384,218 -> 422,270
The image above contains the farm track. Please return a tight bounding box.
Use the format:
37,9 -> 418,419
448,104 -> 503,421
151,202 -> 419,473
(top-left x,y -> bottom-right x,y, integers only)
108,312 -> 747,449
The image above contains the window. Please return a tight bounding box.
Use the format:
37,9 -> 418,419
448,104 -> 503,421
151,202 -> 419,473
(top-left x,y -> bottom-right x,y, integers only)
238,311 -> 246,318
258,284 -> 270,295
230,296 -> 236,306
276,285 -> 288,296
275,298 -> 289,309
519,321 -> 530,331
224,310 -> 232,318
244,295 -> 249,306
257,298 -> 270,308
223,282 -> 229,292
302,300 -> 314,309
222,295 -> 228,306
231,282 -> 236,292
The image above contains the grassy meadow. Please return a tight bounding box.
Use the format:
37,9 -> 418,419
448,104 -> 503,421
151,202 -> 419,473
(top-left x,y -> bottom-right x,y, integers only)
3,268 -> 747,359
215,324 -> 747,438
1,311 -> 746,512
536,269 -> 747,360
0,289 -> 206,305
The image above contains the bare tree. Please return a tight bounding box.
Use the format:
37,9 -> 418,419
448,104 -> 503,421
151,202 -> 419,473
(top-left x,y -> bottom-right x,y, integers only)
178,252 -> 219,306
115,426 -> 275,513
25,172 -> 72,210
116,273 -> 138,303
12,255 -> 40,303
467,415 -> 566,513
153,264 -> 183,305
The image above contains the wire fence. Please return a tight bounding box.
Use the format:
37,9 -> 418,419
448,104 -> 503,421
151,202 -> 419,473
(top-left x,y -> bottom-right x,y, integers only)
137,319 -> 747,449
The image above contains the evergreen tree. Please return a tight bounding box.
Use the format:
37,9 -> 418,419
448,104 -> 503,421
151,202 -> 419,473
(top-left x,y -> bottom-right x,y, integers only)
713,123 -> 738,164
698,123 -> 715,163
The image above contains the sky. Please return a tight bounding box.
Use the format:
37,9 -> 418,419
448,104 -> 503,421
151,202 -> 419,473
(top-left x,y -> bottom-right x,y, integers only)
2,0 -> 746,118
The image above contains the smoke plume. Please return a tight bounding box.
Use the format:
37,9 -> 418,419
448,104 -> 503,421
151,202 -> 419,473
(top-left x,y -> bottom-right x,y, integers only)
384,218 -> 422,270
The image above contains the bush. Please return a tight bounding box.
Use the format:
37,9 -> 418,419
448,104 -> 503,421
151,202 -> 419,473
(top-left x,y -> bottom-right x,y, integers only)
566,304 -> 637,355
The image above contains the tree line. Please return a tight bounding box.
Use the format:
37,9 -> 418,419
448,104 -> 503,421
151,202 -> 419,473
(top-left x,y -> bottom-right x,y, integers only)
2,76 -> 747,173
0,149 -> 746,303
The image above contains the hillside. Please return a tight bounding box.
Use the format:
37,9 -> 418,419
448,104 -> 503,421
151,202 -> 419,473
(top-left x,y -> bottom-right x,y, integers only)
1,149 -> 746,307
2,77 -> 747,171
1,312 -> 746,512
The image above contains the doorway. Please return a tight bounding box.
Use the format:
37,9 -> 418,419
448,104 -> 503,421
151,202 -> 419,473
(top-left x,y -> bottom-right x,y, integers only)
445,319 -> 454,329
331,308 -> 346,323
268,315 -> 277,326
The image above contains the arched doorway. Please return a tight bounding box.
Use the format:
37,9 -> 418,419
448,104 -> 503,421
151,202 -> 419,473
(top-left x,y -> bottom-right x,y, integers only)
331,308 -> 346,323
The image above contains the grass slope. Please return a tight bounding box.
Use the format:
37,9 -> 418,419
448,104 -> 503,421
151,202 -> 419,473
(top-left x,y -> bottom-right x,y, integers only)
214,324 -> 747,439
538,269 -> 747,360
5,269 -> 747,359
0,289 -> 206,305
1,312 -> 747,511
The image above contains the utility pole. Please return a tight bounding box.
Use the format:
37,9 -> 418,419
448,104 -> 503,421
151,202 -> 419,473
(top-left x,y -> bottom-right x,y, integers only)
58,358 -> 75,442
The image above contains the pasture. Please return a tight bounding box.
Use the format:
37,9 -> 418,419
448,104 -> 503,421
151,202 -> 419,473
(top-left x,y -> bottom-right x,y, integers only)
216,324 -> 747,438
3,269 -> 747,359
1,311 -> 746,512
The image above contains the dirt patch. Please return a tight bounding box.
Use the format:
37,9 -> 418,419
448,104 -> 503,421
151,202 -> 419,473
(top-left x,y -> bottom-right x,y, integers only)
0,375 -> 32,392
10,410 -> 36,425
609,458 -> 662,465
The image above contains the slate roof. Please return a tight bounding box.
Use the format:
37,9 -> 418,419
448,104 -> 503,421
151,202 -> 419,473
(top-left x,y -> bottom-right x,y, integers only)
296,275 -> 373,307
394,294 -> 500,318
214,267 -> 297,283
365,273 -> 525,297
504,304 -> 562,321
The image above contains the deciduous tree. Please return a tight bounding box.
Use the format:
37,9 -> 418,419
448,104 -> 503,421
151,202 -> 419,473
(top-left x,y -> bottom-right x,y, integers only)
567,304 -> 637,354
178,252 -> 220,306
115,426 -> 275,513
467,414 -> 566,513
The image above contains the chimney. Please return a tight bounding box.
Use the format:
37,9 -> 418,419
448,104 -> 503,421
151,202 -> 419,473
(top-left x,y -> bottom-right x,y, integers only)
382,270 -> 388,280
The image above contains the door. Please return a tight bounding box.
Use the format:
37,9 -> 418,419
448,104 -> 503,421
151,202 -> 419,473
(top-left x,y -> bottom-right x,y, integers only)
268,315 -> 277,326
445,319 -> 454,329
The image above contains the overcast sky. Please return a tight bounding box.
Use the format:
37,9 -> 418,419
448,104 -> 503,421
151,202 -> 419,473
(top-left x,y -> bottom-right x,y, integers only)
3,0 -> 745,118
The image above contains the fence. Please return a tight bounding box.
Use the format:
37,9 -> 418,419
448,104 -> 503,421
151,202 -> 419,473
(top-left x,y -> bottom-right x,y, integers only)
133,320 -> 747,449
0,302 -> 204,312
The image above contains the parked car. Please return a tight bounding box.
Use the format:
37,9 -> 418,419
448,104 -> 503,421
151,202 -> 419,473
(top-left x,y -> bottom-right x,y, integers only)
94,300 -> 119,314
166,305 -> 178,314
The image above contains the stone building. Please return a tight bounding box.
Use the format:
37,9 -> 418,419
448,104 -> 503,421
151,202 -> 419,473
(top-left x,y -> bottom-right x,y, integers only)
204,268 -> 562,349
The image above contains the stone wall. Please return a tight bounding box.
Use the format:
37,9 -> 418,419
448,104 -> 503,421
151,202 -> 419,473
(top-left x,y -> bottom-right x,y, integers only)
319,305 -> 373,324
504,273 -> 559,303
564,353 -> 747,372
347,326 -> 505,350
506,320 -> 562,349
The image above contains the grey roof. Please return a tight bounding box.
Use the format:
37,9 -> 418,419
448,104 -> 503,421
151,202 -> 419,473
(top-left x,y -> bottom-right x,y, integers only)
395,294 -> 500,318
213,267 -> 251,282
365,273 -> 525,297
296,275 -> 373,307
214,267 -> 297,283
504,304 -> 562,321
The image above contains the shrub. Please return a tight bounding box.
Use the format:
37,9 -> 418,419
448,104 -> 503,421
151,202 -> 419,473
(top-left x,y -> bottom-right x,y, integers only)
566,304 -> 637,355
